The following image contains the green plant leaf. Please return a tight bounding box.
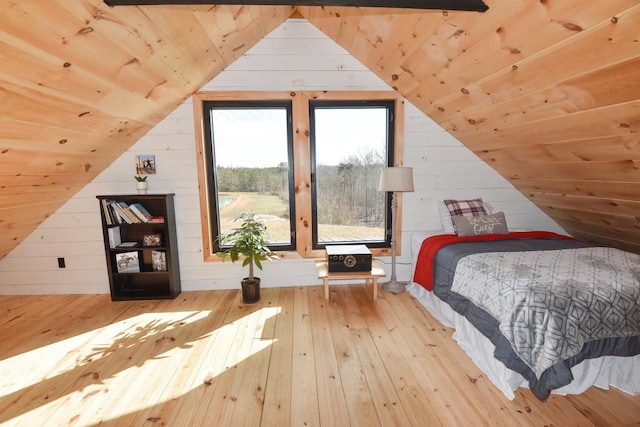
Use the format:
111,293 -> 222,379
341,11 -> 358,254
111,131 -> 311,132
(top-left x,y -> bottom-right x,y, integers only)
214,213 -> 278,280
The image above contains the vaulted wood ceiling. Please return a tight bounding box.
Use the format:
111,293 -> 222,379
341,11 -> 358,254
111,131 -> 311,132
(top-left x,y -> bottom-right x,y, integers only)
1,0 -> 639,260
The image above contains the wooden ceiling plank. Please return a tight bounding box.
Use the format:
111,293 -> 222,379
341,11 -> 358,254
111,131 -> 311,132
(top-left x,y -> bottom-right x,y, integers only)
0,35 -> 110,106
0,0 -> 202,126
489,158 -> 640,183
527,191 -> 640,217
0,172 -> 108,187
389,0 -> 535,98
74,0 -> 212,94
301,4 -> 505,95
303,7 -> 364,53
136,4 -> 229,78
423,1 -> 639,117
560,220 -> 640,242
0,30 -> 173,128
514,178 -> 640,201
462,99 -> 640,150
536,205 -> 640,232
560,226 -> 640,254
0,149 -> 127,178
0,182 -> 99,197
193,5 -> 286,67
0,1 -> 181,107
225,6 -> 294,62
343,13 -> 397,64
427,2 -> 640,121
444,57 -> 640,135
90,5 -> 208,103
407,0 -> 564,105
478,134 -> 640,164
0,194 -> 75,211
0,117 -> 148,156
59,2 -> 211,118
0,79 -> 151,139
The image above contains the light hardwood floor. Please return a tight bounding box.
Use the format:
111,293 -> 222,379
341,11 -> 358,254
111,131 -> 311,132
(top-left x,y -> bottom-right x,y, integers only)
0,285 -> 638,426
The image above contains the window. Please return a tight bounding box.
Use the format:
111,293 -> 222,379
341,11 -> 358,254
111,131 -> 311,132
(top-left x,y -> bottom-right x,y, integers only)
310,100 -> 395,249
201,100 -> 296,252
194,91 -> 404,260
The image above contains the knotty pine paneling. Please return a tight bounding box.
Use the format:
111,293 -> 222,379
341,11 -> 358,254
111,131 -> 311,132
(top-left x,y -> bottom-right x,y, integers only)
515,178 -> 640,201
426,3 -> 640,123
443,57 -> 640,134
0,1 -> 291,260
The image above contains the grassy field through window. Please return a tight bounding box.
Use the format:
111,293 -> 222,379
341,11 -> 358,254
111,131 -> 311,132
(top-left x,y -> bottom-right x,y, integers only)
219,192 -> 384,245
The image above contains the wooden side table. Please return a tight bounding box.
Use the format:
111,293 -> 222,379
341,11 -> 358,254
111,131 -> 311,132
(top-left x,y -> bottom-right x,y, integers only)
315,259 -> 386,301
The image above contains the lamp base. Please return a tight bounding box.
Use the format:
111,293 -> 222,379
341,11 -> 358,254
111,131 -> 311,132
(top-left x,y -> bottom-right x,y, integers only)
381,279 -> 406,294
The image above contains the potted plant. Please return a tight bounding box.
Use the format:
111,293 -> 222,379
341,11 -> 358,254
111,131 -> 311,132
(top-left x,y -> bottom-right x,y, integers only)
134,175 -> 148,194
216,214 -> 278,304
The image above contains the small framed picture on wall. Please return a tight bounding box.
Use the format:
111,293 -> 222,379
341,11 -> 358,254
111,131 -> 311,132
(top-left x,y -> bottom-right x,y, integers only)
136,154 -> 156,174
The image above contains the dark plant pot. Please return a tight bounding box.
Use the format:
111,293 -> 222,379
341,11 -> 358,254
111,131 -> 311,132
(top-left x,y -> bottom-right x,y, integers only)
241,277 -> 260,304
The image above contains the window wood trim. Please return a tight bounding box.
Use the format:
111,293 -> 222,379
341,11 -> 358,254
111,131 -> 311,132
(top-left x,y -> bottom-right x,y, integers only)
193,91 -> 405,261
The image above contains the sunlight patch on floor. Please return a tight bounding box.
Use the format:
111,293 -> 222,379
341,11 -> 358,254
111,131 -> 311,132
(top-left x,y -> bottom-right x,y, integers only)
0,310 -> 210,399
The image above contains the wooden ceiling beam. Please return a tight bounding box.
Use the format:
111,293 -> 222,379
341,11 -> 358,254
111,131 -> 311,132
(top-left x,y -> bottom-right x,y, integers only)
104,0 -> 489,12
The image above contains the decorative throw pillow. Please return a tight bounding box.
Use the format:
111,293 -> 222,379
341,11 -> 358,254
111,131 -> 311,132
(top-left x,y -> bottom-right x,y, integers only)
452,211 -> 509,237
437,200 -> 457,233
440,198 -> 490,232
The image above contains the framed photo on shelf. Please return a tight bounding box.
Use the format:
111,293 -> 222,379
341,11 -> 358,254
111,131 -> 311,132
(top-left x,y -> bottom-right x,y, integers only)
143,233 -> 161,247
116,251 -> 140,273
152,250 -> 167,271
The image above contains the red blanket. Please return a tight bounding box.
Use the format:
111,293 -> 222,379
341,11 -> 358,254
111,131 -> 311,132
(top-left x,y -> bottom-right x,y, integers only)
412,231 -> 574,291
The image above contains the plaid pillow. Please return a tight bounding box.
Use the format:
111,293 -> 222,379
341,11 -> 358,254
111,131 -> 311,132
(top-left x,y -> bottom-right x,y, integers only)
444,198 -> 488,231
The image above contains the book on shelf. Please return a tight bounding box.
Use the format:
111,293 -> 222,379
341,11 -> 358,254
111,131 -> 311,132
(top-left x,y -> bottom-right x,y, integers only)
101,199 -> 113,225
106,201 -> 123,224
118,241 -> 139,248
118,202 -> 142,223
152,250 -> 167,271
104,200 -> 154,224
149,216 -> 165,223
111,203 -> 134,224
116,251 -> 140,273
107,226 -> 121,248
129,203 -> 153,222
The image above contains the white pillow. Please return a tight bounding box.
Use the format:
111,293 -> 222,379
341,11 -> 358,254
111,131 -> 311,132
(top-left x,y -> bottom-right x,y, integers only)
437,199 -> 494,233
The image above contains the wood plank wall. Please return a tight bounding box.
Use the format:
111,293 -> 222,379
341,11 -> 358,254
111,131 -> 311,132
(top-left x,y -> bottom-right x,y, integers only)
1,0 -> 639,261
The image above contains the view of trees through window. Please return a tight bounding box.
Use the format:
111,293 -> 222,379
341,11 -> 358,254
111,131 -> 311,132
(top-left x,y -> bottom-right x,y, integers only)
312,105 -> 390,245
209,105 -> 294,248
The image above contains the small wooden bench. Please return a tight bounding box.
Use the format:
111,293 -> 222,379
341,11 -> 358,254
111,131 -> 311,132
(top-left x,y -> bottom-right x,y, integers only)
315,259 -> 386,301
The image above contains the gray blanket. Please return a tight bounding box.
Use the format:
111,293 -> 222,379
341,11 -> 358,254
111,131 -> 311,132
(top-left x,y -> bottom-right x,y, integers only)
431,237 -> 640,400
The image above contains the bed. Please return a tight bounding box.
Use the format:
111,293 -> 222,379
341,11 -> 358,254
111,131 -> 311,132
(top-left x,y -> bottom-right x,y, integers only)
407,199 -> 640,401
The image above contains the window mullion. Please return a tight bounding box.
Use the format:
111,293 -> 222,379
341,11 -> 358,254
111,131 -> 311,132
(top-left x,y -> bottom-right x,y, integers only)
293,93 -> 314,257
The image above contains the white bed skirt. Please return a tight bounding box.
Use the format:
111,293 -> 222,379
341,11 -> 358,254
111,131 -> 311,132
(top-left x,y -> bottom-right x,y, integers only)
407,282 -> 640,400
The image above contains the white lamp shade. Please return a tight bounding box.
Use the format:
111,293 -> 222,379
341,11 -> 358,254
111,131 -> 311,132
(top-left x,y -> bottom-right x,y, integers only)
378,167 -> 414,192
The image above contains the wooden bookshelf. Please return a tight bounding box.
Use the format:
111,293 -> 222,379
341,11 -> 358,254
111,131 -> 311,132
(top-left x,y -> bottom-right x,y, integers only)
97,194 -> 181,300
